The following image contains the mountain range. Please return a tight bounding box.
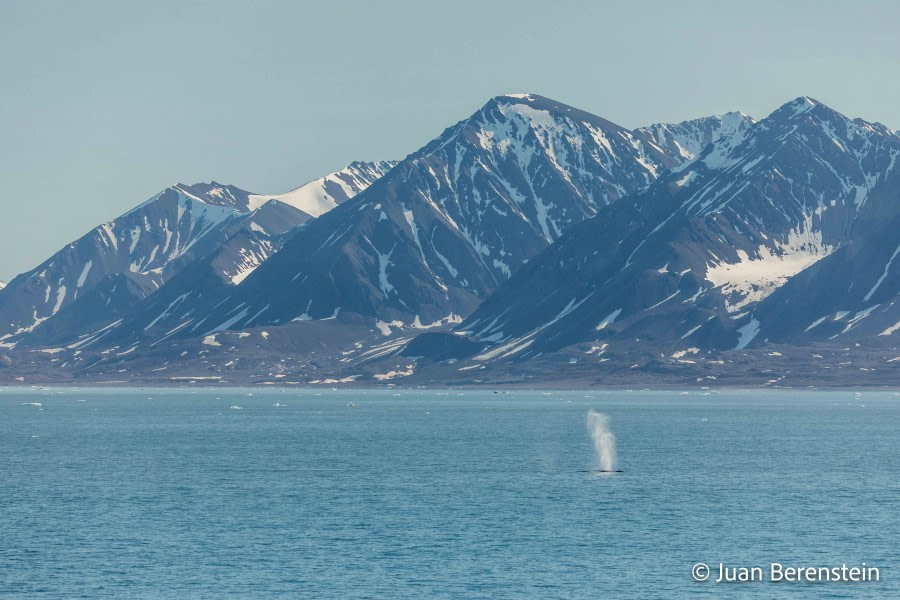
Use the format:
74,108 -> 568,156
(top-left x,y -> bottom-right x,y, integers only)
0,95 -> 896,387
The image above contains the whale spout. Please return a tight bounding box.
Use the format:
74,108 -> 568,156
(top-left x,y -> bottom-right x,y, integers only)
586,410 -> 617,472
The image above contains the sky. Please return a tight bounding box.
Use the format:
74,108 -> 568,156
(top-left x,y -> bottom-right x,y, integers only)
1,0 -> 899,281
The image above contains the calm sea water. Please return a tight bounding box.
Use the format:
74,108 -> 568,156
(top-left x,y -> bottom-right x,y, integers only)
1,388 -> 897,598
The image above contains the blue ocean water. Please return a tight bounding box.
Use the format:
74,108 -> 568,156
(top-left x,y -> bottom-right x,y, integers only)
1,388 -> 897,599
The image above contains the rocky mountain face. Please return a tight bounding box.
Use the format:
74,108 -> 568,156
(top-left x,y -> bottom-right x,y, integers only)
0,162 -> 392,350
2,94 -> 896,387
636,111 -> 756,161
752,211 -> 900,344
92,94 -> 728,349
409,97 -> 899,372
0,183 -> 253,349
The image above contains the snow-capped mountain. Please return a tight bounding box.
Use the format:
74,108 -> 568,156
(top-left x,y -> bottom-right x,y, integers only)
418,97 -> 900,367
0,162 -> 392,349
248,160 -> 397,218
6,93 -> 894,386
93,94 -> 727,347
636,111 -> 756,161
0,183 -> 252,348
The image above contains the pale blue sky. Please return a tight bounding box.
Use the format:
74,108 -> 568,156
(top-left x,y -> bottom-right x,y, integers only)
1,0 -> 898,280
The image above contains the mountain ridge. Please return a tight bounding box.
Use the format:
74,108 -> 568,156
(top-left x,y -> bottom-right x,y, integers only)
85,92 -> 727,350
405,96 -> 900,372
0,161 -> 393,350
1,94 -> 896,387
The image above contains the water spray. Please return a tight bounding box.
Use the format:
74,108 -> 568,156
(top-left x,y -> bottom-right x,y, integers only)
585,410 -> 622,473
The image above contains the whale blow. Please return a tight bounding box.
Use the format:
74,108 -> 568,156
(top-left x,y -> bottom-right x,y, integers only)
586,410 -> 616,472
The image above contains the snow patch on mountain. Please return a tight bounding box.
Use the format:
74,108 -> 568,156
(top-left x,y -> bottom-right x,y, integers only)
227,240 -> 276,285
674,172 -> 698,188
376,313 -> 462,337
705,222 -> 833,312
863,244 -> 900,302
637,111 -> 756,161
595,309 -> 622,330
376,245 -> 396,296
735,318 -> 761,349
248,161 -> 396,217
76,261 -> 93,288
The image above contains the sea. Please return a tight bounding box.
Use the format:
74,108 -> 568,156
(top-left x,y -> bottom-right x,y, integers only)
2,387 -> 897,598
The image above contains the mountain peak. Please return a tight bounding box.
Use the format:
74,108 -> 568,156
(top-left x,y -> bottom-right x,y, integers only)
787,95 -> 824,109
796,95 -> 822,105
171,182 -> 256,212
636,111 -> 756,162
762,96 -> 898,149
768,95 -> 834,122
720,110 -> 754,123
473,93 -> 631,138
490,92 -> 588,113
497,92 -> 540,101
246,160 -> 396,218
